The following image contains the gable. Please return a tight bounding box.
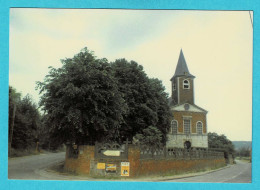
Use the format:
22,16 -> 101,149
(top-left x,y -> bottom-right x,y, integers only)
170,103 -> 207,113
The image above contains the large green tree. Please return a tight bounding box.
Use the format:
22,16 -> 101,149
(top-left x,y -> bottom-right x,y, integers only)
37,48 -> 172,145
111,59 -> 172,144
36,48 -> 128,145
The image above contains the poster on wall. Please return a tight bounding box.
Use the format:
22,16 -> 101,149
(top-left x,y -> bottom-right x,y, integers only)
106,164 -> 117,173
97,163 -> 105,170
121,162 -> 130,176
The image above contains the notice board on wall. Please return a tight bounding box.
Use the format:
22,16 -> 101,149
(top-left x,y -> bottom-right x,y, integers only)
121,162 -> 130,176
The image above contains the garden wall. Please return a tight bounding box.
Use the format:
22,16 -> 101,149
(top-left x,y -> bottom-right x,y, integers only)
64,144 -> 226,178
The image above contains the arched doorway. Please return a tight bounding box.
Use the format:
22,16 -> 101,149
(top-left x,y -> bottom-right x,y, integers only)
184,141 -> 191,149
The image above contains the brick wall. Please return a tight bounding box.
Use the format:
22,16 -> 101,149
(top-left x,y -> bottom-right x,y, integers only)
173,111 -> 207,133
171,77 -> 194,105
137,158 -> 225,176
64,145 -> 226,178
64,145 -> 94,174
90,159 -> 127,176
179,77 -> 194,105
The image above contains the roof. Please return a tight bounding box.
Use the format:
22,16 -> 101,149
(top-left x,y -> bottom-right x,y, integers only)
170,102 -> 208,113
171,49 -> 195,80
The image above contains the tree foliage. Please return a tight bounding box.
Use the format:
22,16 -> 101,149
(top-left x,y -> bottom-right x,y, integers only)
9,86 -> 41,150
36,48 -> 128,144
236,147 -> 251,157
133,126 -> 163,148
37,48 -> 172,145
208,132 -> 235,156
111,59 -> 171,143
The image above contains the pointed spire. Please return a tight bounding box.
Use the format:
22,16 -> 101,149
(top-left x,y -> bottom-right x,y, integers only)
171,49 -> 194,79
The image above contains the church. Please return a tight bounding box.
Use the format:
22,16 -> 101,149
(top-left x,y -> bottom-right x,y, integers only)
166,50 -> 208,149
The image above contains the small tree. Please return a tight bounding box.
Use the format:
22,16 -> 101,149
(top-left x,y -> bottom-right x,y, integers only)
133,126 -> 163,148
208,132 -> 235,158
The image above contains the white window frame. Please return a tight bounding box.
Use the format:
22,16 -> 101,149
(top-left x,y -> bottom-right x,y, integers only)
196,121 -> 203,134
183,79 -> 190,89
170,120 -> 178,134
183,119 -> 191,135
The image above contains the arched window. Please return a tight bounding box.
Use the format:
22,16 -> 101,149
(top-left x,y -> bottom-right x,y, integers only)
197,121 -> 203,134
171,120 -> 178,134
183,79 -> 190,89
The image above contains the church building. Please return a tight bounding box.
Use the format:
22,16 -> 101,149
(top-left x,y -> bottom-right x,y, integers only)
166,50 -> 208,149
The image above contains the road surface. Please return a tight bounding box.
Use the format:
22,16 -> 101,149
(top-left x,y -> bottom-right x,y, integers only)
9,153 -> 251,183
164,160 -> 251,183
8,152 -> 65,180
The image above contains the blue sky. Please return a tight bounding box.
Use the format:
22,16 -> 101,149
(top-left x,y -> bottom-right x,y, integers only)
9,9 -> 253,141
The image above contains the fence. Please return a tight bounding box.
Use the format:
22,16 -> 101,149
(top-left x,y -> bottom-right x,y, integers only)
140,145 -> 224,160
68,142 -> 224,160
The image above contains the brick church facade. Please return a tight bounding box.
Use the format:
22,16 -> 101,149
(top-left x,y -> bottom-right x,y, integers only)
166,50 -> 208,149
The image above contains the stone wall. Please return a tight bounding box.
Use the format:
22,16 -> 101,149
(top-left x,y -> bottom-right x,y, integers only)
64,145 -> 226,178
167,134 -> 208,148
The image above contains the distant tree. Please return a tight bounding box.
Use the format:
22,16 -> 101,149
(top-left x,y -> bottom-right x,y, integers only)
111,59 -> 172,144
208,132 -> 235,158
36,48 -> 128,145
9,86 -> 41,151
236,147 -> 251,157
9,86 -> 21,150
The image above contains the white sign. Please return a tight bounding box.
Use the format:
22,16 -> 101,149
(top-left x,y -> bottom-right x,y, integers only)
103,150 -> 120,156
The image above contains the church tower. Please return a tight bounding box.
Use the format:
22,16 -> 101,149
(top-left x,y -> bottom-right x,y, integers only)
167,49 -> 208,149
170,49 -> 195,105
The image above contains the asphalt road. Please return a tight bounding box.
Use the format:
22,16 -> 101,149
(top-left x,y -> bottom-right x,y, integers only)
8,153 -> 251,183
8,152 -> 65,180
165,160 -> 251,183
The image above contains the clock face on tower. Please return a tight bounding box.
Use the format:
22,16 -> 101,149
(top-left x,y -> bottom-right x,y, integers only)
184,103 -> 190,110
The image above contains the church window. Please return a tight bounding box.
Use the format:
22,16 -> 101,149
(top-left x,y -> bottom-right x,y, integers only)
197,121 -> 203,134
171,120 -> 178,134
184,119 -> 191,134
183,79 -> 190,89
